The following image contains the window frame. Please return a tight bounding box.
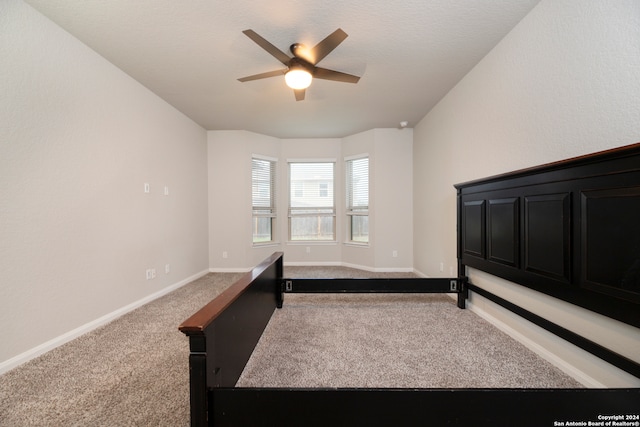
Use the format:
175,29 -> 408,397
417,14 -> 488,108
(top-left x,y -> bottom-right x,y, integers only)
251,155 -> 277,245
345,155 -> 369,244
287,160 -> 336,242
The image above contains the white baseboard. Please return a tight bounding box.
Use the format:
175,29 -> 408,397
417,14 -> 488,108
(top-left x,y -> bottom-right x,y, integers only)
209,267 -> 252,273
466,298 -> 606,388
412,269 -> 428,278
340,262 -> 414,273
284,261 -> 342,267
284,261 -> 414,273
212,261 -> 415,273
0,269 -> 209,376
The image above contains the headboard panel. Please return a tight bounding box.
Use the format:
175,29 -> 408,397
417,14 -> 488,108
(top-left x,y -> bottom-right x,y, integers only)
455,143 -> 640,328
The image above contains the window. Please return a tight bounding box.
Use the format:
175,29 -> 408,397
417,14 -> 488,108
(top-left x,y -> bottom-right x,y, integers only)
346,156 -> 369,243
252,157 -> 276,243
289,162 -> 335,241
319,183 -> 328,197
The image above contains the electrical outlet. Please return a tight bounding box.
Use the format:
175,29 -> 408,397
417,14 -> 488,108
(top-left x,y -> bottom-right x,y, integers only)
151,268 -> 156,279
392,250 -> 398,258
144,183 -> 150,193
440,262 -> 444,272
164,186 -> 169,196
222,251 -> 228,259
146,269 -> 152,280
165,264 -> 170,274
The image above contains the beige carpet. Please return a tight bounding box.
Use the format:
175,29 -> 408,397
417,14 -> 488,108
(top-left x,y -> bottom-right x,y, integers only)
0,272 -> 243,427
0,267 -> 581,426
238,293 -> 581,388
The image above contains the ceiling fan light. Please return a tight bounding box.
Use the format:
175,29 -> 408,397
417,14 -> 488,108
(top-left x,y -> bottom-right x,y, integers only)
285,69 -> 312,89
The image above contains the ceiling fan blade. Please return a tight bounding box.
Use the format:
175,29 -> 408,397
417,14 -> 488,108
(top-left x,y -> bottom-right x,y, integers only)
308,28 -> 348,65
294,89 -> 305,101
237,69 -> 287,82
242,29 -> 291,65
313,67 -> 360,84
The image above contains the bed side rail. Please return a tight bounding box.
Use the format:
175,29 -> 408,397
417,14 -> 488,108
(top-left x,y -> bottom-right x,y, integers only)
281,277 -> 468,308
178,252 -> 283,427
282,277 -> 465,293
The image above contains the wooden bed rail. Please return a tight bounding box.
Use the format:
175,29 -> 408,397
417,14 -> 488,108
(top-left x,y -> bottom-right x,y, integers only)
179,252 -> 284,333
179,252 -> 283,427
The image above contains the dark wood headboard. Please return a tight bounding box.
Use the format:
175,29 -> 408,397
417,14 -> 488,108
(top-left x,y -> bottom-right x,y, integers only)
455,143 -> 640,329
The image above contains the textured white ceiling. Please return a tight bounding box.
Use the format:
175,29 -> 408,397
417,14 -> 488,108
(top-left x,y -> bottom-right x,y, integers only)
24,0 -> 540,138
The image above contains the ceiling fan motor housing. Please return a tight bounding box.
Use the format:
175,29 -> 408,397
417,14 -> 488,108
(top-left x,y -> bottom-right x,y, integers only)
289,43 -> 307,57
288,56 -> 314,74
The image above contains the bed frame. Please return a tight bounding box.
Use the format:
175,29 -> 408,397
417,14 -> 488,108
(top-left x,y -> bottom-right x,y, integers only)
180,144 -> 640,426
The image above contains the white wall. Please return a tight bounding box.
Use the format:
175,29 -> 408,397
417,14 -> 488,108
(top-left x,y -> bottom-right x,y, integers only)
0,0 -> 209,371
341,128 -> 415,271
208,130 -> 280,270
372,129 -> 413,270
208,129 -> 413,271
413,0 -> 640,386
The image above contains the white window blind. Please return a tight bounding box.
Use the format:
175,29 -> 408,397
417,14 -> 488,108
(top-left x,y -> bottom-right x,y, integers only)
346,156 -> 369,243
252,157 -> 276,243
288,162 -> 335,241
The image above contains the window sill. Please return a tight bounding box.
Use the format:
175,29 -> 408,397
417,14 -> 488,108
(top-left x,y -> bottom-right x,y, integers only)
286,241 -> 337,246
344,242 -> 370,248
252,242 -> 280,248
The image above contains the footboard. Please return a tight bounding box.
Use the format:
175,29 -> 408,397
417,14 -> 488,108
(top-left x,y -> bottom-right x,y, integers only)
179,252 -> 283,426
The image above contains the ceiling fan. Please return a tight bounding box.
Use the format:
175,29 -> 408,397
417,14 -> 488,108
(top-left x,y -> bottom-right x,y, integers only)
237,28 -> 361,101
